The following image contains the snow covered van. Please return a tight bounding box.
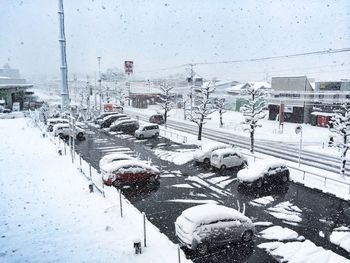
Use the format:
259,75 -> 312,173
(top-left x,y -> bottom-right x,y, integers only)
210,148 -> 247,173
175,204 -> 255,254
193,142 -> 230,166
134,123 -> 159,139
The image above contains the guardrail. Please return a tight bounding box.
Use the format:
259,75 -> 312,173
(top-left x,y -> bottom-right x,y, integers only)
159,127 -> 187,143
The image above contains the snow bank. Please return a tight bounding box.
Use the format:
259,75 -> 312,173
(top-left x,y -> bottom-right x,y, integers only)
259,240 -> 349,263
330,226 -> 350,253
0,118 -> 191,263
259,226 -> 304,241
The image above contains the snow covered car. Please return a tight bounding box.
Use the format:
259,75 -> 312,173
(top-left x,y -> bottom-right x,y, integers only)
99,153 -> 136,168
109,119 -> 139,134
94,111 -> 121,124
193,143 -> 230,166
134,123 -> 159,139
101,160 -> 160,186
52,123 -> 85,141
99,114 -> 128,128
175,204 -> 255,254
237,159 -> 290,188
149,114 -> 165,125
46,118 -> 69,132
210,148 -> 247,172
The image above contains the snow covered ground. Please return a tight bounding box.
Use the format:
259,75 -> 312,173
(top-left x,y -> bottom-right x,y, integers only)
0,118 -> 190,263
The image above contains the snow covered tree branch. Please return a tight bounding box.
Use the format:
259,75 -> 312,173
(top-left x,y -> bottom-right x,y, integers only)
240,86 -> 266,153
157,82 -> 175,127
329,100 -> 350,177
187,82 -> 216,140
214,98 -> 226,128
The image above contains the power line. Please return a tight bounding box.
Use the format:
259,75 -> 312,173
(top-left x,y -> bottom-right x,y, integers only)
137,47 -> 350,74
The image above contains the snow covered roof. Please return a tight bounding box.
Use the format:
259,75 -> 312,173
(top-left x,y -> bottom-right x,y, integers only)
110,118 -> 137,127
311,111 -> 334,117
237,159 -> 287,182
101,159 -> 159,174
180,204 -> 249,224
102,113 -> 126,121
211,148 -> 242,156
47,118 -> 68,124
99,153 -> 135,167
53,123 -> 69,129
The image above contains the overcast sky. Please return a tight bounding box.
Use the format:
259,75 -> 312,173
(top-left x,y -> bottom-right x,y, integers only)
0,0 -> 349,81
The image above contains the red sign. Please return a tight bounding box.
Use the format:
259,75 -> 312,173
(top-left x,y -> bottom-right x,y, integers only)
124,61 -> 134,74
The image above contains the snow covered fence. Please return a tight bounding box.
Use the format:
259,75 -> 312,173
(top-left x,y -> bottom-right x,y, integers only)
159,127 -> 187,143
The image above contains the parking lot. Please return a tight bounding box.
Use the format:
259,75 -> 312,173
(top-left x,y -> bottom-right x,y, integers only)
69,121 -> 350,262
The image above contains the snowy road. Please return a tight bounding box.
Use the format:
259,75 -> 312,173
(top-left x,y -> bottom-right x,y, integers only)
74,124 -> 350,262
125,109 -> 350,175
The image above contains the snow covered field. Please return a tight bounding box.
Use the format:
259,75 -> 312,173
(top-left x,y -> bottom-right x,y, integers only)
0,118 -> 190,263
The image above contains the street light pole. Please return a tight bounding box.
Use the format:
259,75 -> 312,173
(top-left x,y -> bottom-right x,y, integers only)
97,56 -> 102,112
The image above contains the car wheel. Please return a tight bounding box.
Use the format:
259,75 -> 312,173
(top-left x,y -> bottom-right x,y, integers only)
256,178 -> 263,188
139,134 -> 144,140
241,230 -> 254,242
149,175 -> 159,185
219,165 -> 226,174
112,180 -> 121,187
196,242 -> 209,254
282,174 -> 289,183
77,132 -> 84,141
203,158 -> 210,169
58,133 -> 64,139
154,132 -> 159,137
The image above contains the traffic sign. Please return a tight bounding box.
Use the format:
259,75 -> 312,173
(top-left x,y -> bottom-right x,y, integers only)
124,61 -> 134,74
295,125 -> 302,134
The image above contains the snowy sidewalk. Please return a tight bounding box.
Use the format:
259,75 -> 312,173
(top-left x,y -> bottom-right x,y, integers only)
0,118 -> 190,263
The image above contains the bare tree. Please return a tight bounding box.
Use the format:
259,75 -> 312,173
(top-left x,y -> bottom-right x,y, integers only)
329,100 -> 350,177
187,82 -> 216,140
240,86 -> 266,153
158,82 -> 175,127
214,98 -> 226,128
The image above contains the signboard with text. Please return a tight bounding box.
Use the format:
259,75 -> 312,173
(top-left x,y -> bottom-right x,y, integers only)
124,61 -> 134,74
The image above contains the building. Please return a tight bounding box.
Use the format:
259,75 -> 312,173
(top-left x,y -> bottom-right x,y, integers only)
268,76 -> 313,124
0,64 -> 33,110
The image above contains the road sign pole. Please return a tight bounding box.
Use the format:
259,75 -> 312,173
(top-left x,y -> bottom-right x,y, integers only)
299,129 -> 303,167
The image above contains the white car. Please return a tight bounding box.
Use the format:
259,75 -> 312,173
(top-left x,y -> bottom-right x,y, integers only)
237,159 -> 289,188
99,153 -> 136,168
193,142 -> 230,166
52,123 -> 85,141
46,118 -> 69,132
210,148 -> 247,172
175,204 -> 255,254
135,123 -> 159,139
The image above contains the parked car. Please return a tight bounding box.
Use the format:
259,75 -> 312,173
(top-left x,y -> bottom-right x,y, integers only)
99,114 -> 128,128
101,160 -> 160,186
46,118 -> 69,132
175,204 -> 255,254
210,148 -> 247,173
149,114 -> 165,125
12,102 -> 20,112
237,159 -> 290,188
99,153 -> 136,168
193,142 -> 230,166
135,123 -> 159,139
94,111 -> 121,124
52,123 -> 85,141
109,119 -> 139,134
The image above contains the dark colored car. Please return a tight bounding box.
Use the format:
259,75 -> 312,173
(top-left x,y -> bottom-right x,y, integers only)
95,111 -> 121,123
149,114 -> 165,125
109,119 -> 139,134
101,160 -> 160,186
237,159 -> 289,188
100,114 -> 128,128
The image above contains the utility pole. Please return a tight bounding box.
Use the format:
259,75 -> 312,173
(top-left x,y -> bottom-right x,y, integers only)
97,56 -> 102,112
58,0 -> 70,110
190,64 -> 194,116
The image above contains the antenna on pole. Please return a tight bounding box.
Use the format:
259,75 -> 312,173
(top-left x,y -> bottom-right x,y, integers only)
58,0 -> 70,111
